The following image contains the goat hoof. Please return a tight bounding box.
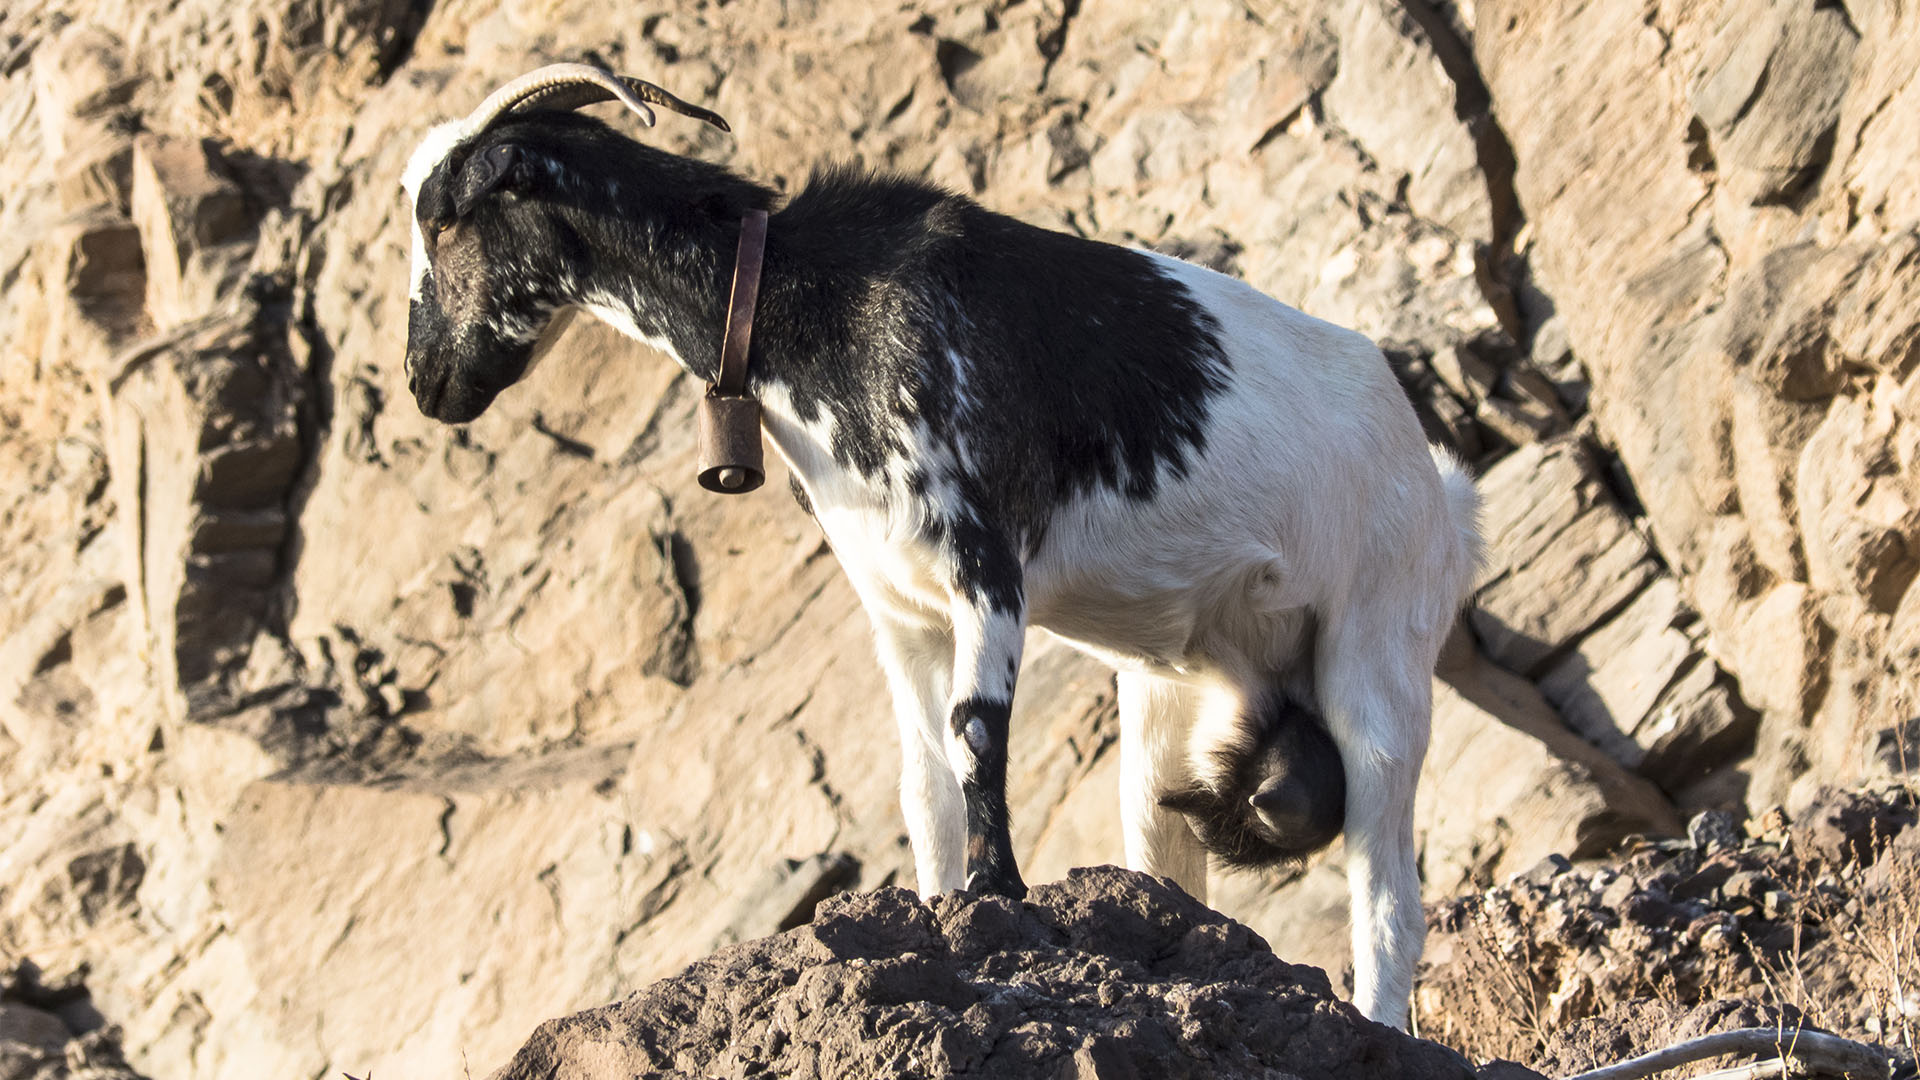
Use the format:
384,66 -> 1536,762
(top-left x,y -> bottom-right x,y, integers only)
965,868 -> 1029,900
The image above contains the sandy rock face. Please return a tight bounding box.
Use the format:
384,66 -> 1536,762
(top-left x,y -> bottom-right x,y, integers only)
1475,0 -> 1920,804
493,867 -> 1480,1080
0,0 -> 1916,1074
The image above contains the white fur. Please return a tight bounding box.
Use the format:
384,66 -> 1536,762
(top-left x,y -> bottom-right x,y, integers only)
401,121 -> 468,302
581,300 -> 684,366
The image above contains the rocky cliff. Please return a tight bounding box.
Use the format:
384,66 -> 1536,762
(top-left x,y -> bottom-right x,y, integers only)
0,0 -> 1916,1075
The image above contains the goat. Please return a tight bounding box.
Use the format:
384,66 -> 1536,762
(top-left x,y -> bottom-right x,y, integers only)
398,65 -> 1482,1028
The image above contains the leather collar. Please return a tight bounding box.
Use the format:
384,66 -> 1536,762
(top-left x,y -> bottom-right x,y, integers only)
715,208 -> 768,395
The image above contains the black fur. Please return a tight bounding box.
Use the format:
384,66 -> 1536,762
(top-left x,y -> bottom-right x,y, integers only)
407,113 -> 1229,530
950,697 -> 1025,898
763,167 -> 1231,540
1158,694 -> 1346,869
410,114 -> 774,422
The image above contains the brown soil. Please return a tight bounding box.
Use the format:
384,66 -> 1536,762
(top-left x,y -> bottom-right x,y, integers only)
495,865 -> 1485,1080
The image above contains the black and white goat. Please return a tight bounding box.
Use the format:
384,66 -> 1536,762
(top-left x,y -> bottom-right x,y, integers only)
399,65 -> 1482,1028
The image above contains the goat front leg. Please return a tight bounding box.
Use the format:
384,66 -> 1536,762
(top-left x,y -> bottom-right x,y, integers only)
867,608 -> 965,896
943,541 -> 1028,897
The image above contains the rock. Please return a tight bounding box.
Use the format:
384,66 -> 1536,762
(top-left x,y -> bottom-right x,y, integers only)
1521,853 -> 1573,887
44,211 -> 146,343
1422,652 -> 1681,892
98,301 -> 308,721
712,851 -> 863,947
1869,718 -> 1920,776
1477,394 -> 1565,447
129,136 -> 255,328
1792,785 -> 1917,870
1425,824 -> 1808,1062
1686,809 -> 1742,854
0,1002 -> 68,1052
0,524 -> 124,766
1718,243 -> 1860,405
208,742 -> 670,1077
1831,232 -> 1920,377
1475,0 -> 1920,796
1726,373 -> 1823,582
1431,344 -> 1500,405
1711,583 -> 1830,723
491,867 -> 1479,1080
48,844 -> 146,926
29,23 -> 137,160
1797,393 -> 1920,614
1325,0 -> 1491,242
1538,579 -> 1692,755
1470,440 -> 1659,674
1632,660 -> 1758,793
1536,577 -> 1756,790
1,0 -> 1919,1073
1688,0 -> 1858,207
0,962 -> 150,1080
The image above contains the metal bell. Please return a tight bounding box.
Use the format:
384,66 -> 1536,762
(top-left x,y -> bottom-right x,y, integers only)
696,392 -> 766,494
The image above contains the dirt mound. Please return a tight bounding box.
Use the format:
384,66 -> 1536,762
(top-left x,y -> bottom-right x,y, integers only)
494,866 -> 1485,1080
1420,782 -> 1920,1072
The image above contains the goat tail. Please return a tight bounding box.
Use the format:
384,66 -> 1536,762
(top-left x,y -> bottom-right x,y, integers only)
1428,443 -> 1485,606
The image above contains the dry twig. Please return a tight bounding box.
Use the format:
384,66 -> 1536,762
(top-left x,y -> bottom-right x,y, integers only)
1561,1027 -> 1889,1080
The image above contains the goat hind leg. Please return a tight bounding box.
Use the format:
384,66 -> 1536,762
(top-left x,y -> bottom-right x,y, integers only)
1117,670 -> 1208,903
1318,611 -> 1438,1030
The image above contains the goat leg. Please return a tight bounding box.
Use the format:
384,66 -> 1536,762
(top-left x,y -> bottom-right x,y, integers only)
944,546 -> 1028,899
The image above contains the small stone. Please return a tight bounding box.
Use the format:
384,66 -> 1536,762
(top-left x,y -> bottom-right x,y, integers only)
1431,344 -> 1499,404
1522,853 -> 1574,886
377,682 -> 408,717
1688,809 -> 1742,854
1600,873 -> 1638,911
0,1002 -> 70,1052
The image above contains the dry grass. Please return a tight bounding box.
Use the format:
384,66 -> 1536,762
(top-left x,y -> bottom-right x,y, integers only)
1418,896 -> 1551,1063
1840,814 -> 1920,1058
1420,776 -> 1920,1074
1739,854 -> 1831,1034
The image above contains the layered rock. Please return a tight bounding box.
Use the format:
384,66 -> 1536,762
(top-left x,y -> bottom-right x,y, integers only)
1475,0 -> 1920,806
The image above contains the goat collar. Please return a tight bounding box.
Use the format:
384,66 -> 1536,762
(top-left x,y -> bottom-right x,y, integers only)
716,209 -> 768,397
696,209 -> 769,494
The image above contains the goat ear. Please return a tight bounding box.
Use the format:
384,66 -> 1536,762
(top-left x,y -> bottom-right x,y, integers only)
453,144 -> 523,217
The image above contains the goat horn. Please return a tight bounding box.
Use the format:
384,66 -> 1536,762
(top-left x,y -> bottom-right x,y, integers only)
453,63 -> 731,144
